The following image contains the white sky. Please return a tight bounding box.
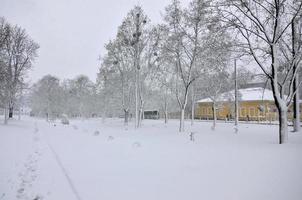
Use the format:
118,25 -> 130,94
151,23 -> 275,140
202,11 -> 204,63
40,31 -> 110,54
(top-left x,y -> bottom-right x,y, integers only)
0,0 -> 188,83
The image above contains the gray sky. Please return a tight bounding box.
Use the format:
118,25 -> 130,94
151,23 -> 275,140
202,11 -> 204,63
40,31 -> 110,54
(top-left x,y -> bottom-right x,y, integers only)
0,0 -> 183,83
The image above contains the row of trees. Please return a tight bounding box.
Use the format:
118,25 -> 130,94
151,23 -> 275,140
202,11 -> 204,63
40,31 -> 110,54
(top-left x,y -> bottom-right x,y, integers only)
6,0 -> 301,145
30,75 -> 99,120
98,0 -> 233,132
97,0 -> 302,144
0,17 -> 39,124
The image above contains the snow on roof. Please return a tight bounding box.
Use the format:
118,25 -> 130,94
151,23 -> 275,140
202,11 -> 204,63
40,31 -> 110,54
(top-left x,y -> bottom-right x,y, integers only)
197,87 -> 275,103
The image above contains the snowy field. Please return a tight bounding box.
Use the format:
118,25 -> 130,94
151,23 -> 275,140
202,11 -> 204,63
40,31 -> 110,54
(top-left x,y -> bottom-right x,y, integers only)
0,117 -> 302,200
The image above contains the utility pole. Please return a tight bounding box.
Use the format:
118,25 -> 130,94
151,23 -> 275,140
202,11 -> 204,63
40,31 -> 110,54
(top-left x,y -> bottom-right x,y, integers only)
234,59 -> 239,133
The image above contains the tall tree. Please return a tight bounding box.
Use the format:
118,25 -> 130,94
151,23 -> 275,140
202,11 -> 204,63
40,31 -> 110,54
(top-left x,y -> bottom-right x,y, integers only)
163,0 -> 210,132
218,0 -> 302,143
31,75 -> 63,120
0,17 -> 39,124
100,6 -> 159,127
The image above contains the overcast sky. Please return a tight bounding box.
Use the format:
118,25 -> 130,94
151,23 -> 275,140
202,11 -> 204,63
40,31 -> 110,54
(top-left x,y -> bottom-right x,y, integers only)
0,0 -> 186,83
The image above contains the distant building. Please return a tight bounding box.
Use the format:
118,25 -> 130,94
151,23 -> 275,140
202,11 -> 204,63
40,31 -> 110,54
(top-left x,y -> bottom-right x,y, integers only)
144,110 -> 160,119
195,87 -> 301,122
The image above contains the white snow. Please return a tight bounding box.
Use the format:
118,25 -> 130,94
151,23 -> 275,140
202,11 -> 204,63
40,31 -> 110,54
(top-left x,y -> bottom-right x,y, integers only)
198,87 -> 276,102
1,117 -> 302,200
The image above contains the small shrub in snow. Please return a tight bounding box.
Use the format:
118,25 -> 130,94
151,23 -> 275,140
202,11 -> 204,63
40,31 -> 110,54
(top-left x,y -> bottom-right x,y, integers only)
107,136 -> 114,141
94,130 -> 100,136
189,132 -> 195,142
33,136 -> 39,142
33,195 -> 43,200
234,126 -> 238,133
132,142 -> 141,148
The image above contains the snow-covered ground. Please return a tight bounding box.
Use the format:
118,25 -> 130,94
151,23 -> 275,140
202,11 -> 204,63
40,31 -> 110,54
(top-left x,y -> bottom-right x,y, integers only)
0,117 -> 302,200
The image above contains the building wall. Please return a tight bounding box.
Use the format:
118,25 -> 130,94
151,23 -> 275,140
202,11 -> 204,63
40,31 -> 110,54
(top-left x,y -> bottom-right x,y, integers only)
195,100 -> 301,121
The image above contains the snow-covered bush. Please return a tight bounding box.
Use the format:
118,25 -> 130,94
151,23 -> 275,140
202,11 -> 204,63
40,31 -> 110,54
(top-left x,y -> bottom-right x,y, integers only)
94,130 -> 100,136
132,142 -> 141,148
107,136 -> 114,141
61,114 -> 69,125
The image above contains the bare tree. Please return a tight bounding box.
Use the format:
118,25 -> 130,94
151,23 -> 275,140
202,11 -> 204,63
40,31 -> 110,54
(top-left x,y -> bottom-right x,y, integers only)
203,67 -> 230,130
218,0 -> 302,143
163,0 -> 210,132
30,75 -> 63,120
100,47 -> 134,125
0,17 -> 39,124
290,6 -> 302,132
100,6 -> 160,127
70,75 -> 95,118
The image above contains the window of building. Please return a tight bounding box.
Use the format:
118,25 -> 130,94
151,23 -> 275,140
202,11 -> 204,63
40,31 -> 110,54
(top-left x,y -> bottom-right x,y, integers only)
249,107 -> 255,117
240,108 -> 246,117
208,107 -> 212,115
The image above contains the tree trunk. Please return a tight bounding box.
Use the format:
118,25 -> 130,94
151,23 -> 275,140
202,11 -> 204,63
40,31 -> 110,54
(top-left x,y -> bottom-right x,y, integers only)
138,97 -> 144,127
102,109 -> 106,123
138,107 -> 143,127
179,108 -> 185,132
164,88 -> 168,124
135,73 -> 138,128
191,103 -> 195,126
9,106 -> 13,118
18,106 -> 21,120
4,105 -> 8,124
278,107 -> 289,144
270,41 -> 289,144
164,109 -> 168,124
212,102 -> 217,130
124,109 -> 129,126
293,74 -> 300,132
191,86 -> 195,126
292,19 -> 300,132
234,59 -> 239,127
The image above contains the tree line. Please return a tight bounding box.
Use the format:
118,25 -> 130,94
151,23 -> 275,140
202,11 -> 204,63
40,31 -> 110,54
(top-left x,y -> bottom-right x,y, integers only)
30,75 -> 99,120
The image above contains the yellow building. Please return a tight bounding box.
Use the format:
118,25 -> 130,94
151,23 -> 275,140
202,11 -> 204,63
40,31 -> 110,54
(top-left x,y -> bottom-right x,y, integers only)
195,87 -> 301,122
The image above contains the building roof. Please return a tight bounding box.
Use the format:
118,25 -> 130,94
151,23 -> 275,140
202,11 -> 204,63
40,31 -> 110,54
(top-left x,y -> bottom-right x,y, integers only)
197,87 -> 275,103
